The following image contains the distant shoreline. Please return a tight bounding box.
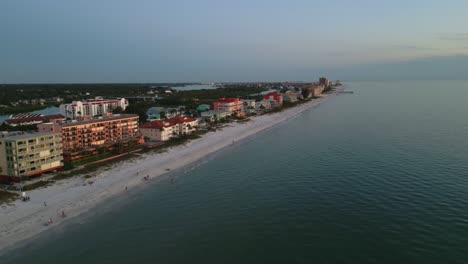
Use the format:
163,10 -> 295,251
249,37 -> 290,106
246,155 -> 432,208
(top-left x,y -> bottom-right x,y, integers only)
0,89 -> 340,256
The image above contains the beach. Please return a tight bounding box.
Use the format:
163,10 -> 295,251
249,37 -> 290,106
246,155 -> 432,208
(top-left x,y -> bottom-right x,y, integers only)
0,92 -> 336,254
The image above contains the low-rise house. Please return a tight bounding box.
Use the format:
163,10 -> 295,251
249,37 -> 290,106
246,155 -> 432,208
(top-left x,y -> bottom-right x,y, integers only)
242,100 -> 256,115
146,106 -> 185,120
197,104 -> 211,112
255,100 -> 272,113
201,110 -> 229,122
140,115 -> 198,141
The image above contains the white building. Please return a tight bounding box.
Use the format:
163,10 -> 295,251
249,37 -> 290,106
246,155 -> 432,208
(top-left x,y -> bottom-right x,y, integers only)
60,97 -> 129,120
255,100 -> 272,112
140,116 -> 198,141
242,99 -> 256,115
201,110 -> 229,122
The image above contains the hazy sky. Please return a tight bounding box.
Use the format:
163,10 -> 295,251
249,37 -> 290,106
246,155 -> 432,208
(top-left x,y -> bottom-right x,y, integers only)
2,0 -> 468,83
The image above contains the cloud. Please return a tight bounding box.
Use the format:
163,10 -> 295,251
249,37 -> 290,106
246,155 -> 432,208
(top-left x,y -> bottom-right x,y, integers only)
438,33 -> 468,41
388,44 -> 438,51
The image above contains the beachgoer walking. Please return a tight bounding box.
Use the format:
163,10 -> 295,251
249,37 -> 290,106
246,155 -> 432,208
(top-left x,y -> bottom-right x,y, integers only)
44,201 -> 47,207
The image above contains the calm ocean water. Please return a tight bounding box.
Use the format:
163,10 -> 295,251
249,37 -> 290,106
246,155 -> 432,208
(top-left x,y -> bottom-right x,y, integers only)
3,81 -> 468,263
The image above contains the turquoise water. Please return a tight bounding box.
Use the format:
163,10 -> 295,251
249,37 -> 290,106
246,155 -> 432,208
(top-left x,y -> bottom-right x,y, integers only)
3,81 -> 468,263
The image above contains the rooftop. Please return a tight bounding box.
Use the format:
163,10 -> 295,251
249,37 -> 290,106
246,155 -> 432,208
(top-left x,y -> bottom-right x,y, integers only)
59,114 -> 139,127
0,131 -> 60,141
4,114 -> 64,125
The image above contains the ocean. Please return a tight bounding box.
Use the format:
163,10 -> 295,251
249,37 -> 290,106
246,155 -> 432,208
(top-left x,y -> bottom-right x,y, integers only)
3,80 -> 468,263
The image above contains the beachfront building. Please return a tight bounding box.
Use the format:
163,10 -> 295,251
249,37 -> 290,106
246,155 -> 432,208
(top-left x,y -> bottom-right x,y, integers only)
319,77 -> 330,87
303,83 -> 324,98
263,92 -> 283,107
242,100 -> 256,115
140,116 -> 198,141
0,131 -> 63,179
255,100 -> 272,113
213,98 -> 244,116
3,114 -> 64,127
38,114 -> 140,161
60,97 -> 129,120
201,110 -> 229,122
282,91 -> 299,103
140,119 -> 178,141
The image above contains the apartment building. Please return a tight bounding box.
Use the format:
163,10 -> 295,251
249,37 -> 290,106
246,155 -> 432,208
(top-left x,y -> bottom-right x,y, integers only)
0,131 -> 63,179
140,116 -> 198,141
60,97 -> 129,119
38,114 -> 140,160
213,98 -> 244,116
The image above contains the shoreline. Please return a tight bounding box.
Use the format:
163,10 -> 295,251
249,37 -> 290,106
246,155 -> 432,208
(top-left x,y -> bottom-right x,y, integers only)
0,91 -> 338,255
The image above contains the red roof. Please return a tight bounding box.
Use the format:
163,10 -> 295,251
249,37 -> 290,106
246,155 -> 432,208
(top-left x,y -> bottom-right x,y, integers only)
4,114 -> 64,125
140,120 -> 177,129
140,115 -> 196,129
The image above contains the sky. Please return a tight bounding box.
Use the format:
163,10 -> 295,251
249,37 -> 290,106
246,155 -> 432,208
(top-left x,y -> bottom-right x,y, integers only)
1,0 -> 468,83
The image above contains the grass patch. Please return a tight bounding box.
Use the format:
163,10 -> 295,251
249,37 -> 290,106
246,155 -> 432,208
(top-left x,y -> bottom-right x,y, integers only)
0,190 -> 19,204
22,180 -> 53,191
51,153 -> 137,181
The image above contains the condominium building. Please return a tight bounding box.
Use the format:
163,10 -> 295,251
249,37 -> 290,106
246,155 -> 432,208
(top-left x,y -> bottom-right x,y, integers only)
263,92 -> 283,106
242,99 -> 256,115
38,114 -> 140,159
60,97 -> 129,120
140,115 -> 198,141
213,98 -> 244,116
303,83 -> 324,98
319,77 -> 330,87
0,131 -> 63,178
282,91 -> 299,103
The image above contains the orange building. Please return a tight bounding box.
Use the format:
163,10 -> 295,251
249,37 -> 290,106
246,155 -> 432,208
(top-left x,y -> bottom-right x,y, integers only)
38,114 -> 140,161
213,98 -> 244,116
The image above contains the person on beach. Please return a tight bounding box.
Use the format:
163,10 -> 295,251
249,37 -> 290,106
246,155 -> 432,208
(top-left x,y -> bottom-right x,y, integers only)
61,210 -> 66,218
125,186 -> 128,190
44,201 -> 47,207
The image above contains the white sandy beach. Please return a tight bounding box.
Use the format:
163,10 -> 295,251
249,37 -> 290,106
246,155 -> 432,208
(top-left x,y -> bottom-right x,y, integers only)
0,91 -> 336,254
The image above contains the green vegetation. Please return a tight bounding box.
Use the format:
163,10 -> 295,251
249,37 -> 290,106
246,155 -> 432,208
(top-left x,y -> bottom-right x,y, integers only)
0,190 -> 19,204
70,152 -> 115,167
22,180 -> 53,191
0,104 -> 49,115
52,153 -> 137,182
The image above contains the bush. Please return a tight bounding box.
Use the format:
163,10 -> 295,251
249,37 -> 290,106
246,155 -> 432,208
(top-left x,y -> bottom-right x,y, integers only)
22,180 -> 53,191
0,190 -> 18,204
